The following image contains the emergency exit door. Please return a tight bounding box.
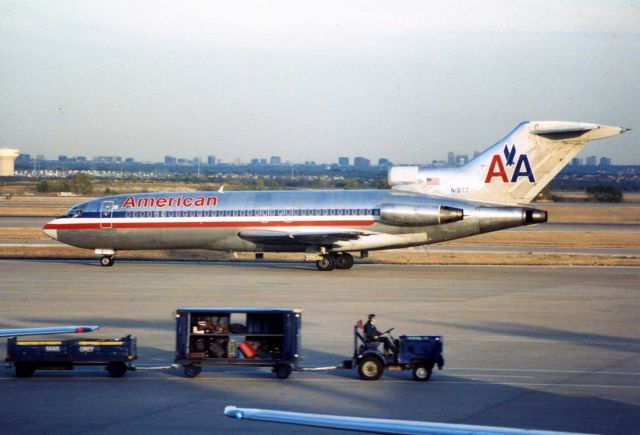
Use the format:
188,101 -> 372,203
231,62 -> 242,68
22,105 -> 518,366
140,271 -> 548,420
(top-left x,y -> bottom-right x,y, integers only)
100,200 -> 114,229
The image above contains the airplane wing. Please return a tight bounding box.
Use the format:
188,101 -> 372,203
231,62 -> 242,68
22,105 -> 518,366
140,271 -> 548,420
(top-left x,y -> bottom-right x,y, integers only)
224,406 -> 584,435
0,326 -> 100,338
237,228 -> 373,246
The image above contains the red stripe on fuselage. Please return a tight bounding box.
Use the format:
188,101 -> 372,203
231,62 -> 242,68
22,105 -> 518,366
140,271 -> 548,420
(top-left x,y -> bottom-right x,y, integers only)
43,219 -> 376,231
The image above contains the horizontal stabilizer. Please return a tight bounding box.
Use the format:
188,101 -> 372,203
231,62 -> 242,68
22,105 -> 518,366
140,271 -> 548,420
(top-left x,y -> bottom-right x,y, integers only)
531,125 -> 595,135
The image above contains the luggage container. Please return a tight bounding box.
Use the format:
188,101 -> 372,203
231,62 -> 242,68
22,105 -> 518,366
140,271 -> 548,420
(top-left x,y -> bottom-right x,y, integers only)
175,307 -> 301,378
5,335 -> 137,377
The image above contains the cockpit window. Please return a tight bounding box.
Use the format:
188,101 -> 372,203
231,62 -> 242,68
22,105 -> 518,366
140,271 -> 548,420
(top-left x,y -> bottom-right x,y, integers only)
62,205 -> 86,218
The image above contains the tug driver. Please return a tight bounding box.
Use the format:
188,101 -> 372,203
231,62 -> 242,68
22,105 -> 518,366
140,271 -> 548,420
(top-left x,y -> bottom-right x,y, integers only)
363,314 -> 396,355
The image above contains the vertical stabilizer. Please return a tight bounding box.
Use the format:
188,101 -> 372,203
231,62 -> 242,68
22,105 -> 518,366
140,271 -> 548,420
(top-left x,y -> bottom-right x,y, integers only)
389,121 -> 628,204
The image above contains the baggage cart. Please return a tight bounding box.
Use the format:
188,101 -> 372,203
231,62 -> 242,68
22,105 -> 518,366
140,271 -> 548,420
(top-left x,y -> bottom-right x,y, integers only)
175,307 -> 301,379
5,335 -> 137,377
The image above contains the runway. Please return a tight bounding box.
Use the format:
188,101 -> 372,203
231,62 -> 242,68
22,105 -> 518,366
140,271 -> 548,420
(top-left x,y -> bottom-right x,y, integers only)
0,260 -> 638,434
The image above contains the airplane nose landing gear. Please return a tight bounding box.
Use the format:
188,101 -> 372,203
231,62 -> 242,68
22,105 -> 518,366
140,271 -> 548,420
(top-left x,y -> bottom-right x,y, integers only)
100,256 -> 115,267
95,249 -> 116,267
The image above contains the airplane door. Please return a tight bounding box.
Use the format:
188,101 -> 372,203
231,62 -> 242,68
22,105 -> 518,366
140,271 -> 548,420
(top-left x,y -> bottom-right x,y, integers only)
100,200 -> 114,229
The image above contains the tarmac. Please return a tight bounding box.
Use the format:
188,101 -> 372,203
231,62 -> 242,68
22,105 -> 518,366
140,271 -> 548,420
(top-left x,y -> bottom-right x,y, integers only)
0,260 -> 638,434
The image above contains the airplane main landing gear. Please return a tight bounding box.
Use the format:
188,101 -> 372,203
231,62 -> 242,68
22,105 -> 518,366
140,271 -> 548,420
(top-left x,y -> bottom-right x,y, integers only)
100,256 -> 114,267
315,253 -> 354,271
316,254 -> 336,271
335,253 -> 354,270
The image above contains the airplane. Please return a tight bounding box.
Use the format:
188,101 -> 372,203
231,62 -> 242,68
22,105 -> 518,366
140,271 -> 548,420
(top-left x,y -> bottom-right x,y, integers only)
0,326 -> 99,338
223,406 -> 584,434
42,121 -> 628,270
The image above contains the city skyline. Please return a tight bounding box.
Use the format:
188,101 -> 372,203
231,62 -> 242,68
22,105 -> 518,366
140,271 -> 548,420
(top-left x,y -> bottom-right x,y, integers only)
1,2 -> 638,163
15,149 -> 621,168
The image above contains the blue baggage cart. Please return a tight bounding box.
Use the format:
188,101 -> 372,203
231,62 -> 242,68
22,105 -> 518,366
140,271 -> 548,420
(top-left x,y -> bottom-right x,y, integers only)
5,336 -> 137,377
175,307 -> 302,379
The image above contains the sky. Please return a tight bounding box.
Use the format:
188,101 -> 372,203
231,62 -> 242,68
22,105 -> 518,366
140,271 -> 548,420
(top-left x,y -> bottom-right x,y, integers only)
1,0 -> 639,164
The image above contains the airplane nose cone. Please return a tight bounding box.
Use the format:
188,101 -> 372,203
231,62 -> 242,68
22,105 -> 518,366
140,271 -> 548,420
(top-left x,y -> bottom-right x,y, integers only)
42,222 -> 58,240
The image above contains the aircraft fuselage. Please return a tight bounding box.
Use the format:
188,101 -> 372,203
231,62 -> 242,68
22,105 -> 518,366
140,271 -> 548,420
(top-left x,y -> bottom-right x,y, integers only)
44,189 -> 545,254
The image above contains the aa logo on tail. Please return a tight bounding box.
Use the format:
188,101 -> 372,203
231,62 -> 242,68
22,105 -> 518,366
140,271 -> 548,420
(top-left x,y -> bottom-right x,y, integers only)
484,145 -> 535,183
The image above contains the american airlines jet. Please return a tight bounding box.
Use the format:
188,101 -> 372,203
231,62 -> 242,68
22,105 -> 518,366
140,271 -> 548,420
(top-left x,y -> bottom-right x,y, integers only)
42,121 -> 627,270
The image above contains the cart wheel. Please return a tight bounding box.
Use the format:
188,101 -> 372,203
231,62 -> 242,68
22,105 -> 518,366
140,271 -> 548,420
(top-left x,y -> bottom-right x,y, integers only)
15,363 -> 35,378
274,364 -> 292,379
358,355 -> 383,381
183,364 -> 202,378
412,364 -> 432,382
107,362 -> 128,378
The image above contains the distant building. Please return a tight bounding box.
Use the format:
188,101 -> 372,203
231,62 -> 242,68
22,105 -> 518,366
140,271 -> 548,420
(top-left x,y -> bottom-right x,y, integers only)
95,156 -> 122,163
124,157 -> 134,163
250,158 -> 260,165
599,157 -> 612,167
378,158 -> 392,167
193,157 -> 202,165
270,156 -> 282,165
16,154 -> 31,164
207,155 -> 216,165
0,148 -> 20,176
165,155 -> 177,165
76,156 -> 87,162
571,157 -> 583,166
585,155 -> 598,166
259,158 -> 267,164
455,154 -> 469,166
354,157 -> 371,168
338,157 -> 349,166
447,151 -> 455,166
58,155 -> 68,162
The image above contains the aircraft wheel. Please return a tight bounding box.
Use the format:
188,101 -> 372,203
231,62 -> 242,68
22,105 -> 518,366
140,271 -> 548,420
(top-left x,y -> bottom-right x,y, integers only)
15,362 -> 35,378
100,256 -> 114,267
107,361 -> 128,377
273,364 -> 292,379
358,355 -> 383,381
412,364 -> 432,381
316,255 -> 335,271
335,253 -> 354,269
183,364 -> 202,378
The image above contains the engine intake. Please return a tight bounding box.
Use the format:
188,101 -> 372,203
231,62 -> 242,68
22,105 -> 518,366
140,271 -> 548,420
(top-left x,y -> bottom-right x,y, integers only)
379,204 -> 464,226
